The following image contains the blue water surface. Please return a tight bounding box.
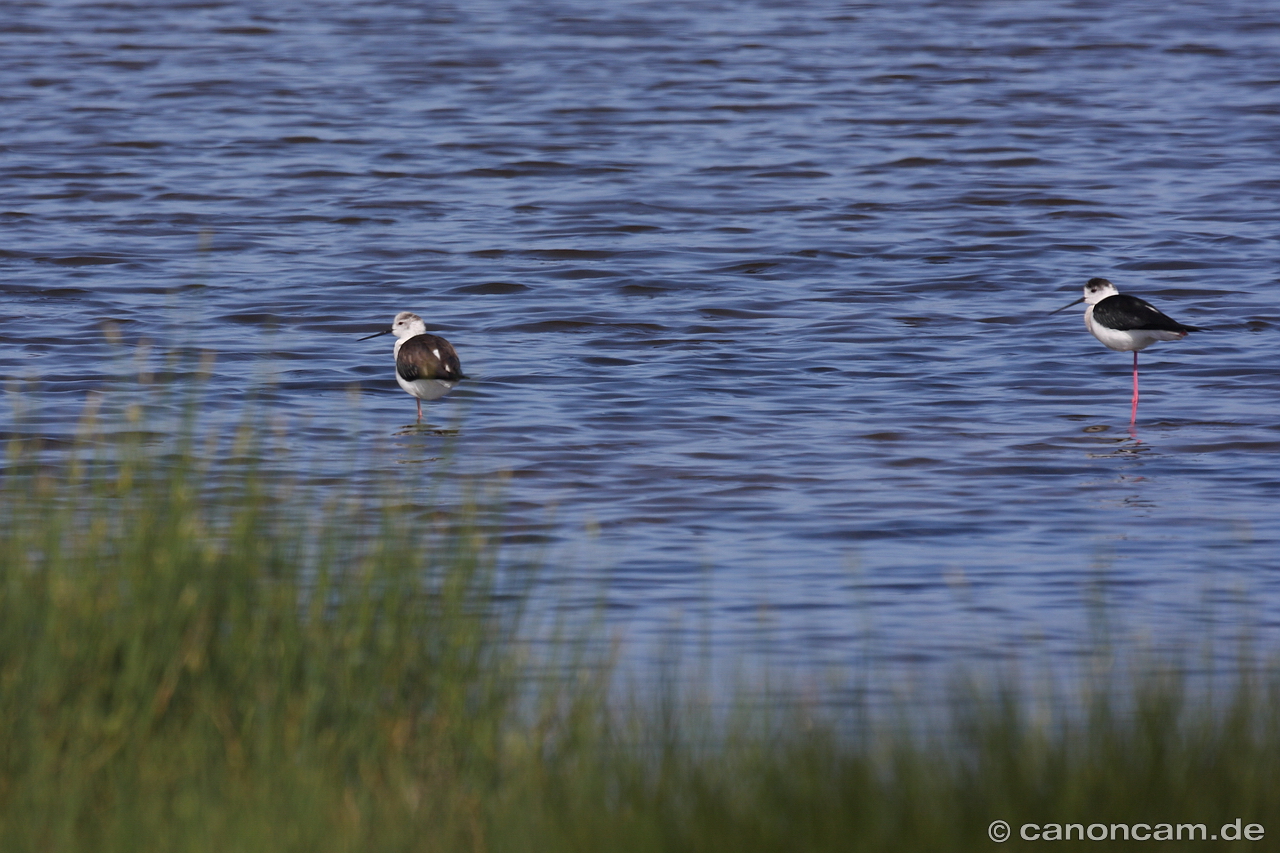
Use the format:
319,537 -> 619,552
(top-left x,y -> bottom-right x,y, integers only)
3,0 -> 1279,687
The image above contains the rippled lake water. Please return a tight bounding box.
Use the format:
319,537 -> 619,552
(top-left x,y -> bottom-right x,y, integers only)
4,0 -> 1280,684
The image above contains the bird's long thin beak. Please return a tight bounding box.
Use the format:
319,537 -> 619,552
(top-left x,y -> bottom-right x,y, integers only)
358,328 -> 392,341
1049,296 -> 1085,316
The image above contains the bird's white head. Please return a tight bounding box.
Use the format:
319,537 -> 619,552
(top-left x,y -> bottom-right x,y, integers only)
1080,277 -> 1119,305
389,311 -> 428,340
358,311 -> 429,343
1050,277 -> 1120,315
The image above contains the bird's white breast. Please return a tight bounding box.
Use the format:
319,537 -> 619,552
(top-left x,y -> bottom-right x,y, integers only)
395,373 -> 456,401
1084,306 -> 1184,352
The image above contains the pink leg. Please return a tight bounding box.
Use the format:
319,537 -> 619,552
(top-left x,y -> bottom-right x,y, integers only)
1129,351 -> 1139,425
416,399 -> 423,421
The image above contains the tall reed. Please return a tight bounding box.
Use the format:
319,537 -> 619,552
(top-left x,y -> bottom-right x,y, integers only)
0,387 -> 539,851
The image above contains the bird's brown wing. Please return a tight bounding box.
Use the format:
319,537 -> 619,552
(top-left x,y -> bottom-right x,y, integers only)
396,334 -> 465,383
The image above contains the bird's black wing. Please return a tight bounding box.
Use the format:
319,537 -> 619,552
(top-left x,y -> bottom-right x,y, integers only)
1093,294 -> 1202,333
396,334 -> 466,382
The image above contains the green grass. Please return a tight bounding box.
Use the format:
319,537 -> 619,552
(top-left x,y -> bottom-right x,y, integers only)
2,388 -> 1279,851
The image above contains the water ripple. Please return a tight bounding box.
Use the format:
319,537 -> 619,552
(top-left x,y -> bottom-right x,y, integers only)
3,0 -> 1279,680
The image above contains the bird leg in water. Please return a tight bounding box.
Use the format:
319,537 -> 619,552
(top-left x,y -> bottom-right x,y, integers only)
1130,351 -> 1140,425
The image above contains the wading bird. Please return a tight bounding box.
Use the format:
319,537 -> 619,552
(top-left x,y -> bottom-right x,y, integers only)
1052,277 -> 1202,425
360,311 -> 465,421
